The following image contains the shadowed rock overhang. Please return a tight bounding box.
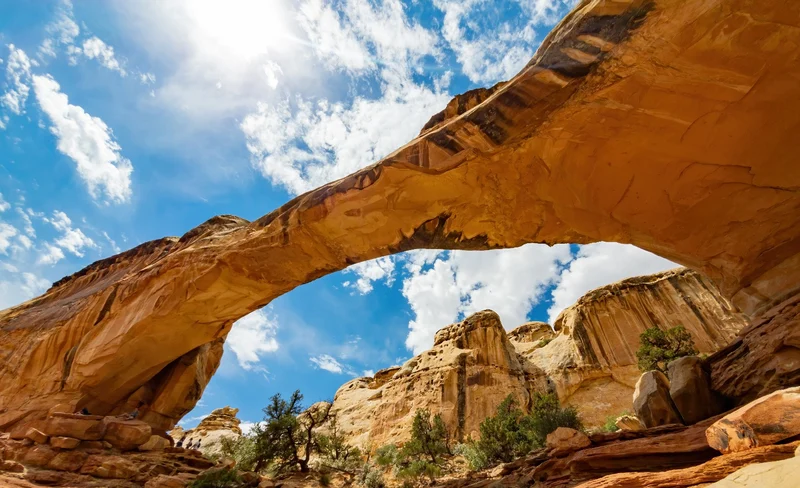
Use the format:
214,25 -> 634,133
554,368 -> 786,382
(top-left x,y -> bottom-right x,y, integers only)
1,0 -> 799,430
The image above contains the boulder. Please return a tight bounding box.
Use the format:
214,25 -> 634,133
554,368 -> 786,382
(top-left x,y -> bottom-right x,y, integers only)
45,413 -> 106,440
668,356 -> 724,425
546,427 -> 591,455
0,460 -> 24,473
80,454 -> 139,479
24,428 -> 48,444
706,387 -> 800,453
615,415 -> 645,432
103,418 -> 152,450
145,475 -> 188,488
633,371 -> 683,428
139,434 -> 171,451
79,440 -> 106,450
47,450 -> 88,472
50,436 -> 80,449
21,445 -> 57,467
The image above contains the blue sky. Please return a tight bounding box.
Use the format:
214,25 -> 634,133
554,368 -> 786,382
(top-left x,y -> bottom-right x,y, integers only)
0,0 -> 679,431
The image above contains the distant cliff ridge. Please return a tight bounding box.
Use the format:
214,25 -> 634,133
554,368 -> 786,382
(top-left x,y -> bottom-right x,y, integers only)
331,268 -> 748,448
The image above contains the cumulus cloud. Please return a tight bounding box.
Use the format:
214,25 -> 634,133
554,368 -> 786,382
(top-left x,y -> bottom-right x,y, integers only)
2,45 -> 32,115
547,243 -> 678,323
0,223 -> 18,255
262,61 -> 282,90
0,193 -> 9,212
343,256 -> 395,294
39,0 -> 80,59
0,269 -> 50,309
227,309 -> 279,371
309,354 -> 347,374
32,74 -> 133,204
38,243 -> 65,265
78,37 -> 127,76
402,244 -> 572,354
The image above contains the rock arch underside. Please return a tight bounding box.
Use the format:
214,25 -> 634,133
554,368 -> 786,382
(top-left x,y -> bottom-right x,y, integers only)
1,0 -> 799,433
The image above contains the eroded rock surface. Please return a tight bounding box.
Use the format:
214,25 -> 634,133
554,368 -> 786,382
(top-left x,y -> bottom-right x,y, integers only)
170,406 -> 242,458
514,268 -> 745,426
1,0 -> 799,436
668,356 -> 724,425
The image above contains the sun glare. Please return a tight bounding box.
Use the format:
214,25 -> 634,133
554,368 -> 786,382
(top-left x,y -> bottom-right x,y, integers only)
187,0 -> 290,60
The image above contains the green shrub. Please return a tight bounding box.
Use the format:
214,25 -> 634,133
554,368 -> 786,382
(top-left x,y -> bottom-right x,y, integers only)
473,395 -> 535,464
453,442 -> 489,471
357,462 -> 386,488
319,472 -> 331,487
189,468 -> 244,488
636,326 -> 698,373
537,338 -> 553,348
374,444 -> 398,467
218,435 -> 258,472
601,415 -> 619,433
527,392 -> 583,446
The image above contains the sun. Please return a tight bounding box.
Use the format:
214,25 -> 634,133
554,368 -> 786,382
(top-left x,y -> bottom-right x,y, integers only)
186,0 -> 291,60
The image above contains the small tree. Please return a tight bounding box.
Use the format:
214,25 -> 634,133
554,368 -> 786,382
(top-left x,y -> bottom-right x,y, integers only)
218,435 -> 258,472
250,390 -> 331,474
473,394 -> 535,464
636,326 -> 698,373
316,414 -> 363,481
527,392 -> 582,447
390,409 -> 450,483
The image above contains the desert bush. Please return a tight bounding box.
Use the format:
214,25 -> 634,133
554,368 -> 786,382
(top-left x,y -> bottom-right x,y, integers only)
218,435 -> 258,472
189,467 -> 244,488
636,326 -> 698,373
527,392 -> 583,446
453,441 -> 489,471
473,395 -> 536,464
357,462 -> 386,488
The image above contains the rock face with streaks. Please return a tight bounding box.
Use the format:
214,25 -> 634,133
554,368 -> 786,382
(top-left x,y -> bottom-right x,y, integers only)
333,311 -> 531,448
169,406 -> 242,457
332,269 -> 745,448
1,0 -> 799,438
513,268 -> 746,426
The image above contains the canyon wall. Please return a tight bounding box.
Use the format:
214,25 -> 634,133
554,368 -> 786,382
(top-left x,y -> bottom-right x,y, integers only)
1,0 -> 799,432
516,268 -> 747,426
332,269 -> 747,447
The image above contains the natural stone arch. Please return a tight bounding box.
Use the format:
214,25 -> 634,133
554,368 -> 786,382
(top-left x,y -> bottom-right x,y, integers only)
1,0 -> 799,430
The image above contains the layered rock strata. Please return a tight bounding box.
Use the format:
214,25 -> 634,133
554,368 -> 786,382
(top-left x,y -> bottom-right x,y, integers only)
169,407 -> 242,457
333,268 -> 745,447
1,0 -> 799,433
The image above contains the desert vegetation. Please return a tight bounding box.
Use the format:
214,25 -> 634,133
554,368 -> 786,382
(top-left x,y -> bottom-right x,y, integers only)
636,325 -> 698,373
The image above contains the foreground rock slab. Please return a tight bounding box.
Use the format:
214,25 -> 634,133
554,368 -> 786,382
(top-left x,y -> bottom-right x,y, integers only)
706,386 -> 800,453
576,441 -> 799,488
668,356 -> 724,425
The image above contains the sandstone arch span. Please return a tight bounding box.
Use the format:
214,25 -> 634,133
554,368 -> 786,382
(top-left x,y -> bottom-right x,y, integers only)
2,0 -> 799,431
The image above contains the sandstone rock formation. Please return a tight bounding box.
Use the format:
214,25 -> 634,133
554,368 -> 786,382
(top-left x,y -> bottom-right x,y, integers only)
1,0 -> 799,440
332,269 -> 743,448
334,310 -> 530,448
633,371 -> 683,428
668,356 -> 724,425
169,406 -> 242,457
513,268 -> 745,426
706,386 -> 800,454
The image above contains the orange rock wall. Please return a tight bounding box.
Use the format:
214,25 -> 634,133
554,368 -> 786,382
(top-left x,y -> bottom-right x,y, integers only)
1,0 -> 799,431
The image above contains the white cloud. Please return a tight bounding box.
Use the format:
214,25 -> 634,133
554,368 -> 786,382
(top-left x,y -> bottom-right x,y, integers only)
343,256 -> 395,294
434,0 -> 574,84
16,235 -> 33,250
239,421 -> 266,436
310,354 -> 346,374
0,223 -> 18,255
32,74 -> 133,204
262,61 -> 282,90
0,270 -> 50,309
2,45 -> 32,115
16,207 -> 35,237
139,72 -> 156,85
38,243 -> 65,265
242,80 -> 449,195
227,309 -> 279,371
402,244 -> 572,354
79,37 -> 127,76
547,243 -> 678,323
103,231 -> 121,253
362,369 -> 375,377
39,0 -> 80,59
0,193 -> 9,212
